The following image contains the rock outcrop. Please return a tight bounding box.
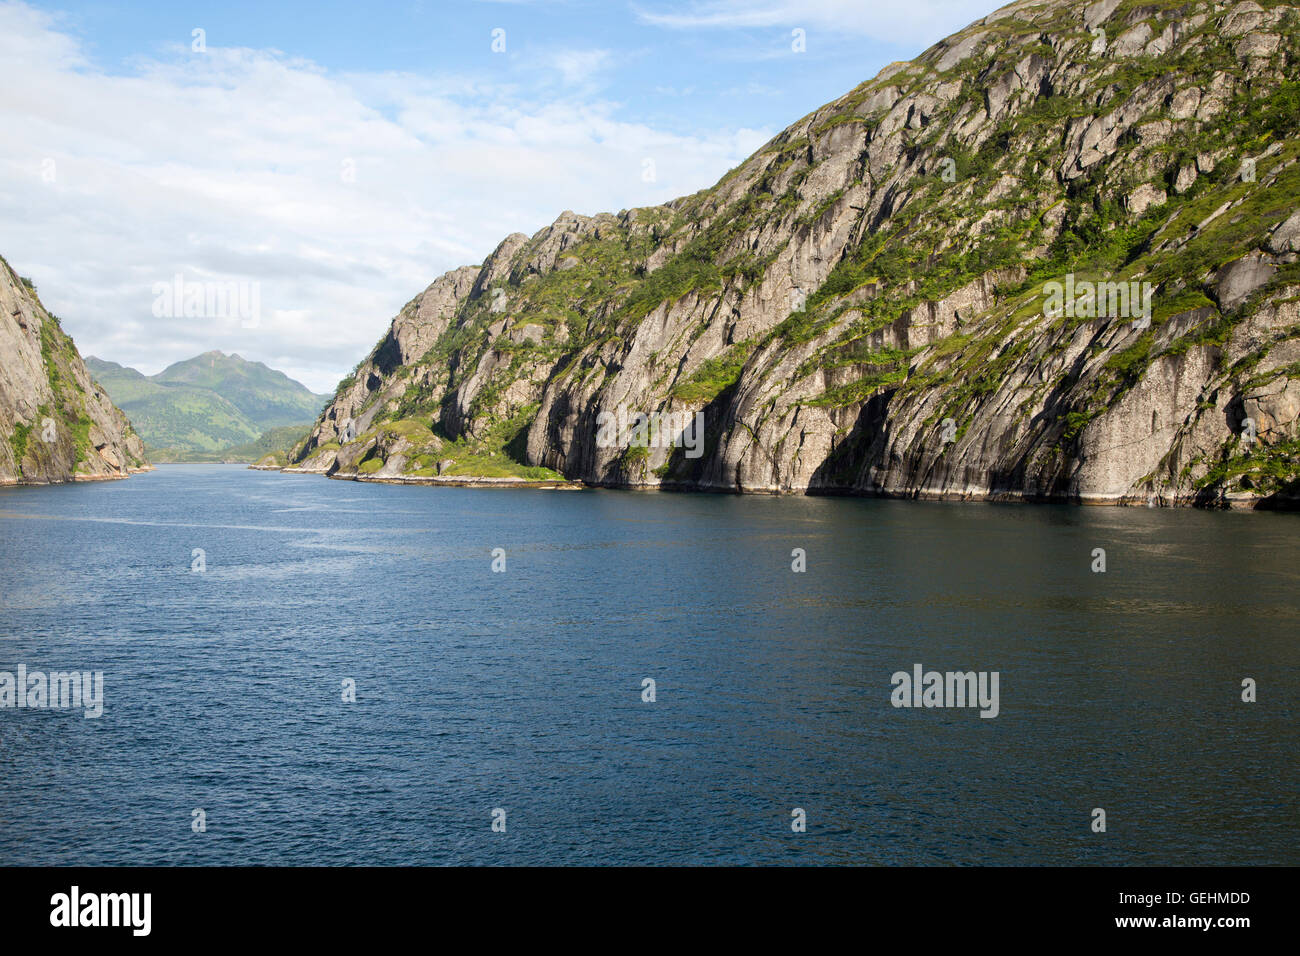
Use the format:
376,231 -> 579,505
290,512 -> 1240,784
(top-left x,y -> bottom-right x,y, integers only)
291,0 -> 1300,508
0,256 -> 148,485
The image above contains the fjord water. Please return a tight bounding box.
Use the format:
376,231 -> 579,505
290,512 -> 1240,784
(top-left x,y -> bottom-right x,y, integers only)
1,465 -> 1296,866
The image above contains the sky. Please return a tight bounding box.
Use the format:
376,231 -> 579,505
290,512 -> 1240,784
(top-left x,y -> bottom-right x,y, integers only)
0,0 -> 995,392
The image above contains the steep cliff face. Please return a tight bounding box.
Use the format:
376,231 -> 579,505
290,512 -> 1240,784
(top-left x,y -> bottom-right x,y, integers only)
0,257 -> 148,485
292,0 -> 1300,507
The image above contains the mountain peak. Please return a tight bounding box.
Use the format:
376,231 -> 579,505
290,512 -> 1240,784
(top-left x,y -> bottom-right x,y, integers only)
196,349 -> 246,363
89,351 -> 331,458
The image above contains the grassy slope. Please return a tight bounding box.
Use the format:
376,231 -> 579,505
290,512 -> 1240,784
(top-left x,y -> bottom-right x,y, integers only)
89,354 -> 329,459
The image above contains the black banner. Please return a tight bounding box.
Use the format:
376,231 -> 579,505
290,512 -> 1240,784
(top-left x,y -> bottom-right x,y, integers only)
0,865 -> 1282,942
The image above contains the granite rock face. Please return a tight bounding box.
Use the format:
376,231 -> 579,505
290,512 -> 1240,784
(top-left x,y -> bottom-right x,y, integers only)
293,0 -> 1300,507
0,257 -> 148,485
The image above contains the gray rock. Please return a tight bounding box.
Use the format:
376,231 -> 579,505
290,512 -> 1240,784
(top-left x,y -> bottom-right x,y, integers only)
1127,183 -> 1167,217
1215,253 -> 1278,311
1083,0 -> 1122,30
935,32 -> 988,73
1267,209 -> 1300,254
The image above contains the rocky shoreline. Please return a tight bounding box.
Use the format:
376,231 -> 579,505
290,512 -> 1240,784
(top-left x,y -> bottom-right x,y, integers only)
614,477 -> 1297,509
254,461 -> 1295,508
262,463 -> 583,490
0,468 -> 154,489
0,466 -> 155,488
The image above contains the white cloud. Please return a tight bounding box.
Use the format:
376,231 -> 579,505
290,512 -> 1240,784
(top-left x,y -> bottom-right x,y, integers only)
0,2 -> 768,393
632,0 -> 995,47
549,48 -> 614,85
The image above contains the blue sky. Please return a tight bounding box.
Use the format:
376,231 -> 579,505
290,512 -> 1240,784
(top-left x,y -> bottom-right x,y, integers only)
0,0 -> 994,391
34,0 -> 979,135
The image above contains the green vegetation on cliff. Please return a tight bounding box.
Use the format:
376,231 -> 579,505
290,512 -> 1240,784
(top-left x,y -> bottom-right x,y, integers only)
291,0 -> 1300,505
1,256 -> 146,482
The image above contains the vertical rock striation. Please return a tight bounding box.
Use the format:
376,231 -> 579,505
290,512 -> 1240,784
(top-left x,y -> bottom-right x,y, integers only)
0,256 -> 148,485
291,0 -> 1300,507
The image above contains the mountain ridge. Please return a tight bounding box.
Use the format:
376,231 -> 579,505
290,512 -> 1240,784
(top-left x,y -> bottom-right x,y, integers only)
87,352 -> 329,460
285,0 -> 1300,506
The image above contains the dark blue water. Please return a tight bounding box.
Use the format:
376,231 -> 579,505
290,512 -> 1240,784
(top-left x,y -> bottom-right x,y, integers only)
1,465 -> 1296,865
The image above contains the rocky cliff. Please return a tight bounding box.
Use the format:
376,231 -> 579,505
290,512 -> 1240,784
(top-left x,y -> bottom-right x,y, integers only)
291,0 -> 1300,507
0,257 -> 148,485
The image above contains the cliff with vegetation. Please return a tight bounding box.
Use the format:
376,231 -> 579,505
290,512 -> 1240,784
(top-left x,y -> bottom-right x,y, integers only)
0,257 -> 148,485
290,0 -> 1300,507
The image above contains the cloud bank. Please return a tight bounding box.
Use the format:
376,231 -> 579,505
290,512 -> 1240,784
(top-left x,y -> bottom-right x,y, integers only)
0,1 -> 769,391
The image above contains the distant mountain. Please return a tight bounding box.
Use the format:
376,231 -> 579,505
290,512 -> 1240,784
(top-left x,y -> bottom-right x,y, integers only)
86,352 -> 330,460
220,424 -> 314,466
